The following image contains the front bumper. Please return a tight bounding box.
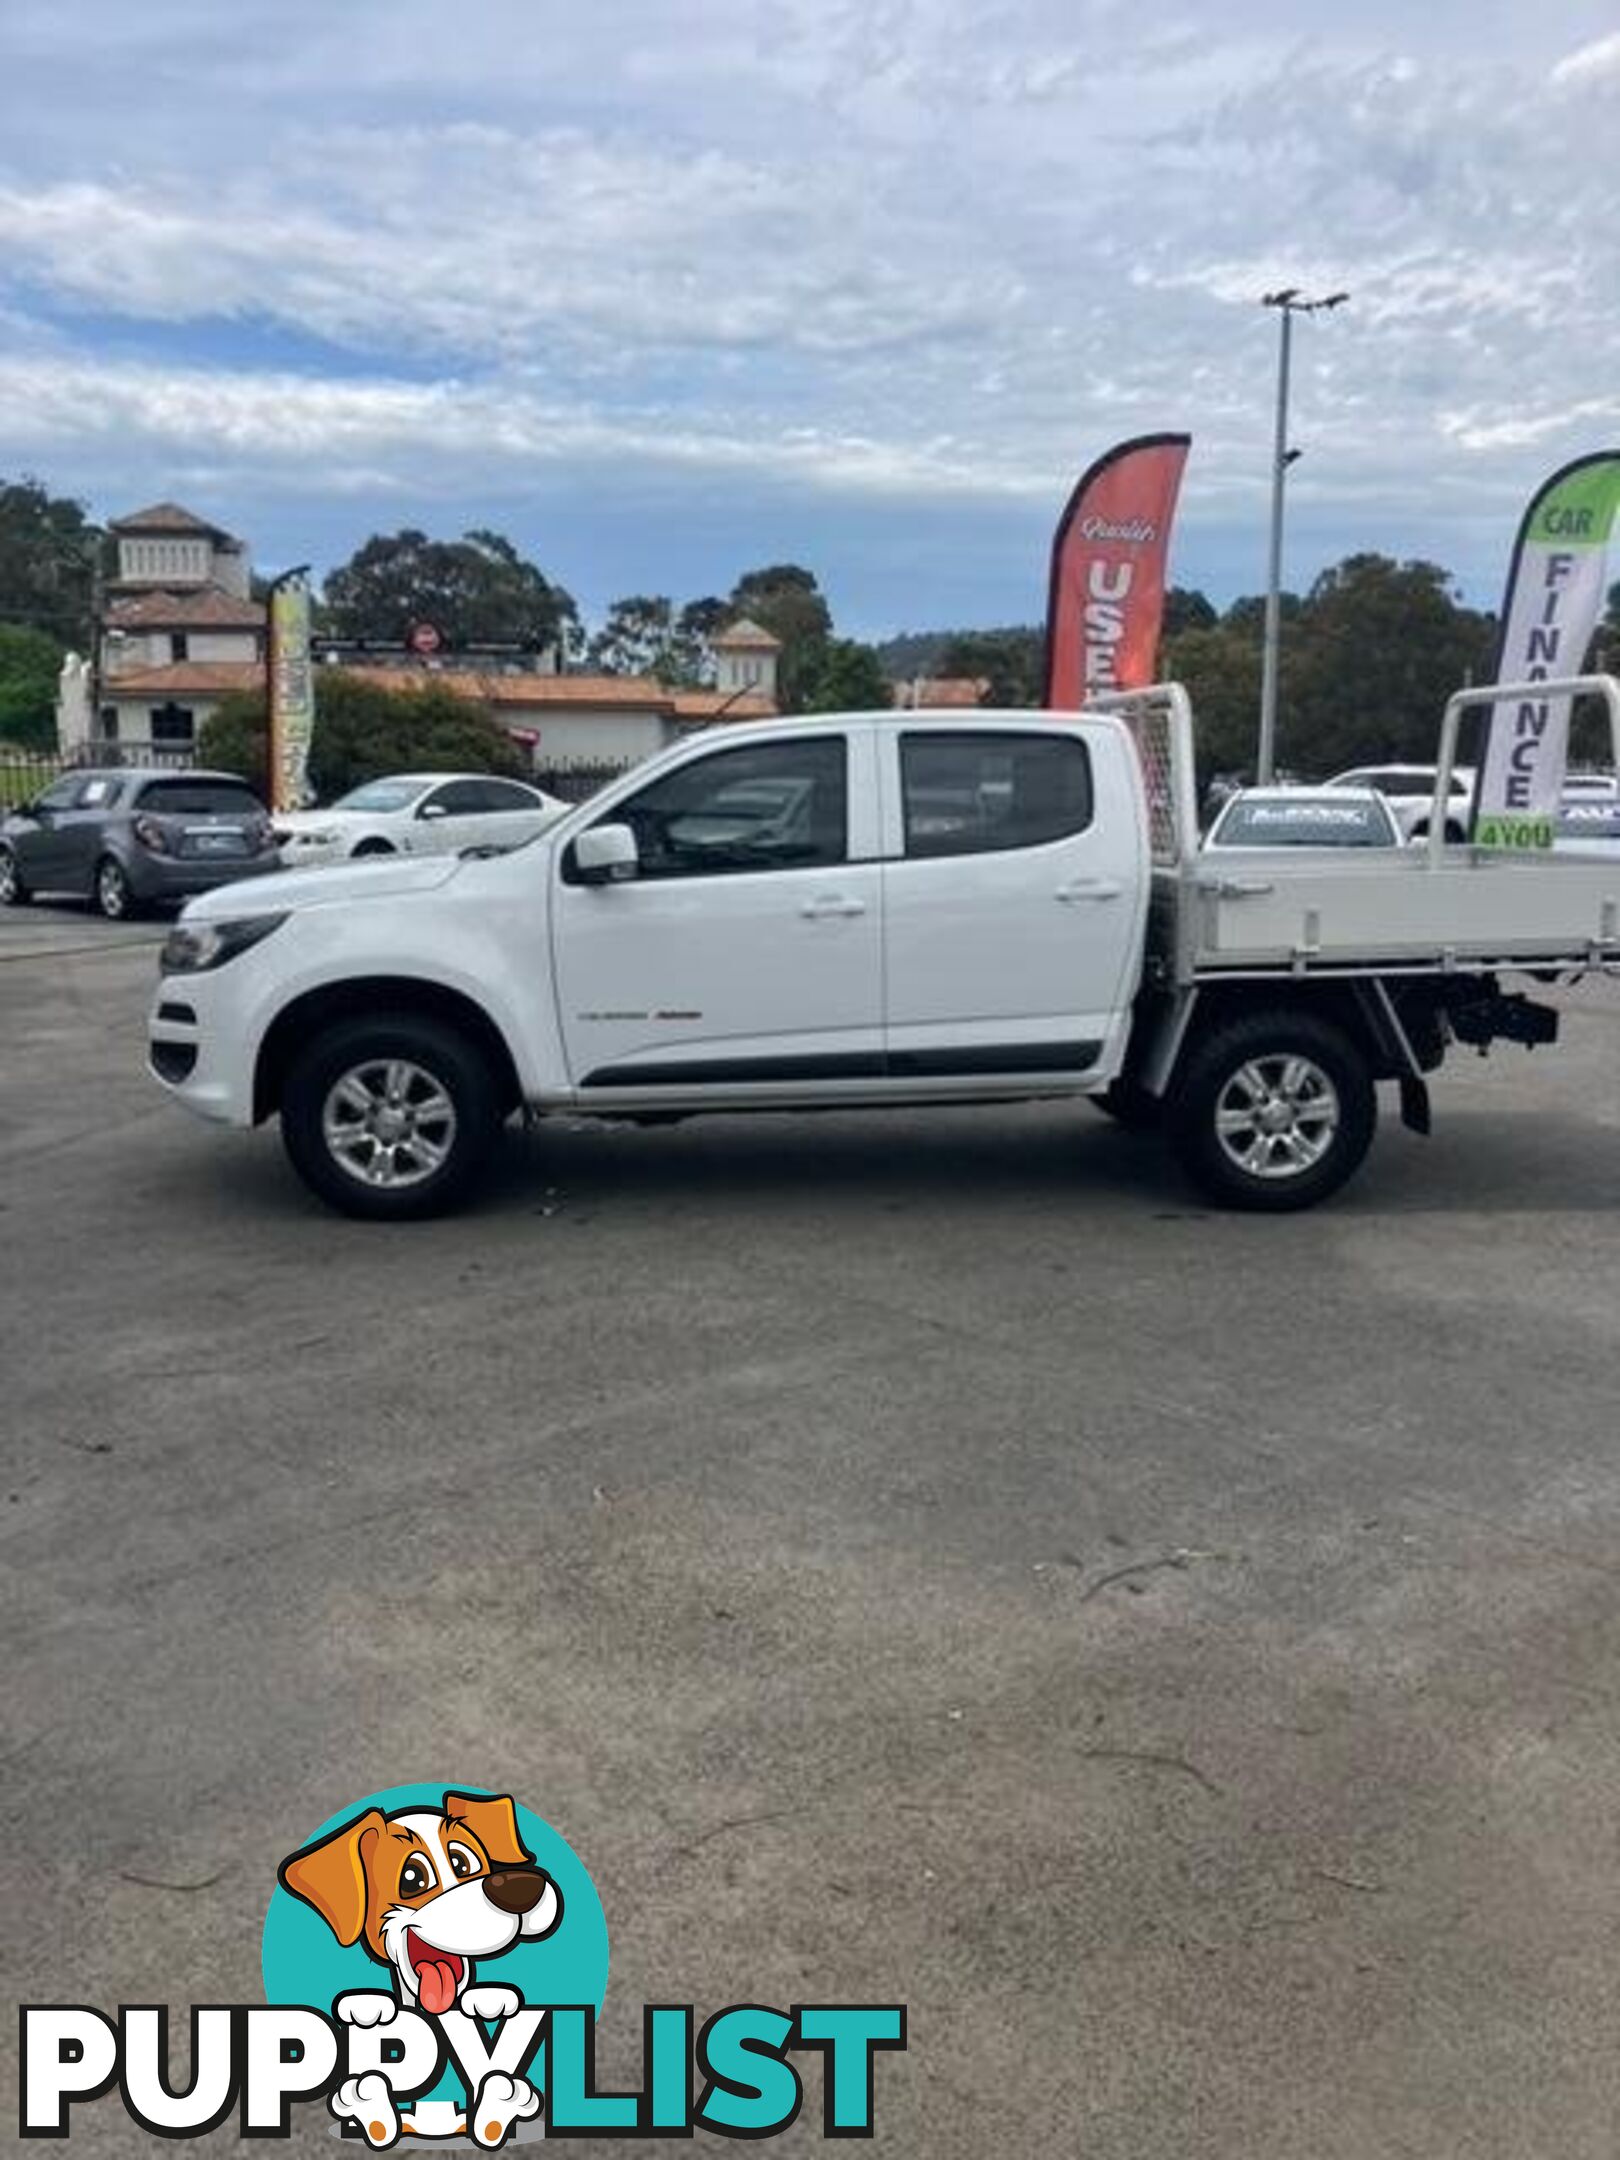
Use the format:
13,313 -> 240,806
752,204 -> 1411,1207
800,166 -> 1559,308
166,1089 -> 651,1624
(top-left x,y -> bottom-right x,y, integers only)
126,849 -> 284,902
147,973 -> 258,1126
274,834 -> 348,869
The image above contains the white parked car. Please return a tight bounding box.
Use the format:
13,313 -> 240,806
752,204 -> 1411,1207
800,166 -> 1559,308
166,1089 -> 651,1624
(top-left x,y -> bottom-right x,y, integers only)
1204,786 -> 1400,851
1555,788 -> 1620,854
273,773 -> 566,867
1325,763 -> 1476,843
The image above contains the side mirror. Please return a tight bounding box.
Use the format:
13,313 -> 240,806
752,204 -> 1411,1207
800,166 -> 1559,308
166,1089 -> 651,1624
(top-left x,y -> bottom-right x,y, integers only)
418,801 -> 449,820
574,822 -> 639,885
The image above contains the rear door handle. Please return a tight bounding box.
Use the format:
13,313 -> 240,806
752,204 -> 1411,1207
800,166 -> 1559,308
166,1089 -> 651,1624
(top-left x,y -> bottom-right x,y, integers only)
801,894 -> 867,919
1055,877 -> 1123,903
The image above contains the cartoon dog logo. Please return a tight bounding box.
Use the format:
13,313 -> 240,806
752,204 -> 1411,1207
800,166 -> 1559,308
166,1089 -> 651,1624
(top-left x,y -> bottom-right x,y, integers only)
279,1789 -> 563,2145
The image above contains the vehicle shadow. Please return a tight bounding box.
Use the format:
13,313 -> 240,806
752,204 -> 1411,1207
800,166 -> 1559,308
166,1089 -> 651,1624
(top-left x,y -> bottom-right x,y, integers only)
190,1102 -> 1189,1225
161,1100 -> 1617,1227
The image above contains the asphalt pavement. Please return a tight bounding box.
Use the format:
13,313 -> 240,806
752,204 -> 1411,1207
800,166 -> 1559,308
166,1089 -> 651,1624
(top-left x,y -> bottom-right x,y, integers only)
3,901 -> 1619,2155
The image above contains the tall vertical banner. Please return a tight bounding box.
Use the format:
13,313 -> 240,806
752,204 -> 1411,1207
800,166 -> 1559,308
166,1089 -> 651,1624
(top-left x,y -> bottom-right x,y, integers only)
1043,433 -> 1191,708
269,576 -> 315,814
1473,451 -> 1620,849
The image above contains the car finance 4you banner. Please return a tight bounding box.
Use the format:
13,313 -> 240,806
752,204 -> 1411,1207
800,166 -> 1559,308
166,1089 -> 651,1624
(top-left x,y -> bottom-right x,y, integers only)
1474,450 -> 1620,850
20,1782 -> 905,2145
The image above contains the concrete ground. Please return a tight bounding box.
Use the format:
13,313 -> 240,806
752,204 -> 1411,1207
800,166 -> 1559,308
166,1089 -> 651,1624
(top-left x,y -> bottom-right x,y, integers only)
3,900 -> 1619,2155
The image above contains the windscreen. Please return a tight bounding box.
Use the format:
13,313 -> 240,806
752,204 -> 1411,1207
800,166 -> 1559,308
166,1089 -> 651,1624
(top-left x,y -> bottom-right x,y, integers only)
333,779 -> 428,812
1215,797 -> 1396,847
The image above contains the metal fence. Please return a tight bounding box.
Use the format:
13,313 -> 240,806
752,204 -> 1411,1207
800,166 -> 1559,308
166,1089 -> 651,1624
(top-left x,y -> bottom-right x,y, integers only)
0,743 -> 166,806
533,758 -> 634,803
1,744 -> 637,811
0,741 -> 198,807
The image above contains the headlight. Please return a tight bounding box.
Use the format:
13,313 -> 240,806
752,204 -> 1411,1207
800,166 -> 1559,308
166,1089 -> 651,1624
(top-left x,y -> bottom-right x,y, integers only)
160,913 -> 288,975
296,828 -> 340,845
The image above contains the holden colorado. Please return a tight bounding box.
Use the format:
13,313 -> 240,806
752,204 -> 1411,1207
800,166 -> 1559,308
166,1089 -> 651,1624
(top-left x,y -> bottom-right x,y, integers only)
148,680 -> 1620,1219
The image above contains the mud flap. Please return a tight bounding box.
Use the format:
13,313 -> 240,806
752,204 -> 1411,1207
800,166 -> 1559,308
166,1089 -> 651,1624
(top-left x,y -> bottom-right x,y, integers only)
1399,1074 -> 1431,1136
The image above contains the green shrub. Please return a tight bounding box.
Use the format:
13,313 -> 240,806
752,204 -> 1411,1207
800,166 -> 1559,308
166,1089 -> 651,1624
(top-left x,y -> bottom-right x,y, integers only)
198,671 -> 528,804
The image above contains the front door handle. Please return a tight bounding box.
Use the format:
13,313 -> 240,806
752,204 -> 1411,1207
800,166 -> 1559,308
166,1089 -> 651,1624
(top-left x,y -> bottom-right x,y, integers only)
1055,877 -> 1123,903
801,895 -> 867,920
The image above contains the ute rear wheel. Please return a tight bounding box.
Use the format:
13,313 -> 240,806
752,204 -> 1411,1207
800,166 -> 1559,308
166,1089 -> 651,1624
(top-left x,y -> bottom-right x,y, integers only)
1167,1010 -> 1376,1212
281,1014 -> 503,1219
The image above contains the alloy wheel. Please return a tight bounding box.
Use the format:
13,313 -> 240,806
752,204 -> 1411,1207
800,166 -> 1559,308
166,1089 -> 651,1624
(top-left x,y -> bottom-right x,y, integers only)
320,1057 -> 459,1190
1213,1054 -> 1340,1180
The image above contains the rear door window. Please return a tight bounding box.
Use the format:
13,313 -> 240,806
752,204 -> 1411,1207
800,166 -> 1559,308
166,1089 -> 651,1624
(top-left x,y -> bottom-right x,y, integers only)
901,732 -> 1093,858
475,779 -> 541,811
421,781 -> 491,816
133,779 -> 264,816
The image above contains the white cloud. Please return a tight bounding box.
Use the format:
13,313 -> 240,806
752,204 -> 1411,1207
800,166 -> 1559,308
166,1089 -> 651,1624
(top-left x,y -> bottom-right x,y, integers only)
1550,29 -> 1620,84
0,0 -> 1617,613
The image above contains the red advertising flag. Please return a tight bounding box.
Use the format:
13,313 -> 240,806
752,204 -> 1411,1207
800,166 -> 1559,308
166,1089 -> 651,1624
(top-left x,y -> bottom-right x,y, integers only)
1042,433 -> 1191,708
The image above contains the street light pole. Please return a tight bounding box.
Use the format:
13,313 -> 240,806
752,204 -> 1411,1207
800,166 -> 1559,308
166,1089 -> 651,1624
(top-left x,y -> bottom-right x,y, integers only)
1257,287 -> 1348,783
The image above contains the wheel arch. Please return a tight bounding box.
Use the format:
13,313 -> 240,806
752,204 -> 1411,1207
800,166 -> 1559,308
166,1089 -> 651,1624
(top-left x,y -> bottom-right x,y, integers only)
1172,979 -> 1405,1085
253,976 -> 524,1123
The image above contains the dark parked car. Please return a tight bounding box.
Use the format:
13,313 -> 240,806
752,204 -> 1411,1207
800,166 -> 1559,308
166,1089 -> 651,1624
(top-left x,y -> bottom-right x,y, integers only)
0,768 -> 280,919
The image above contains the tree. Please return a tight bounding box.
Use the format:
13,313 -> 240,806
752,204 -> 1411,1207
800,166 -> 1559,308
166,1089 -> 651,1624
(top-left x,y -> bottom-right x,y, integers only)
937,627 -> 1043,706
322,528 -> 578,655
0,477 -> 105,648
199,671 -> 526,803
0,625 -> 64,750
804,639 -> 892,713
729,564 -> 832,712
1159,625 -> 1267,778
1281,555 -> 1494,773
1222,591 -> 1302,644
588,595 -> 678,680
1163,588 -> 1217,637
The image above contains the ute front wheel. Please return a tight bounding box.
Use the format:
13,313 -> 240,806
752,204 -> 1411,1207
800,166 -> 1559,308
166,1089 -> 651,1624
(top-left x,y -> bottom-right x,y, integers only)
281,1014 -> 503,1219
1167,1010 -> 1376,1212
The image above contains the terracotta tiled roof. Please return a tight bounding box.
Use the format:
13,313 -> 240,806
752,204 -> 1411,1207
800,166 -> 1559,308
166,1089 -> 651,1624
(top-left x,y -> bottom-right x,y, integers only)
330,667 -> 777,719
109,501 -> 235,540
890,676 -> 992,709
102,662 -> 264,697
710,617 -> 782,652
671,689 -> 777,721
107,586 -> 265,630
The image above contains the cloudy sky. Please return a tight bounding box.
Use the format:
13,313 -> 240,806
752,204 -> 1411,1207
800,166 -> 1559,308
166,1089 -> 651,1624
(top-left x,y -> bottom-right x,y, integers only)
2,0 -> 1617,636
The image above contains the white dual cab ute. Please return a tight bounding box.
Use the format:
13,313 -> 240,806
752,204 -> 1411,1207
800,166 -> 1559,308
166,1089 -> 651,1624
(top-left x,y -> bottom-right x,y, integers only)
148,676 -> 1620,1220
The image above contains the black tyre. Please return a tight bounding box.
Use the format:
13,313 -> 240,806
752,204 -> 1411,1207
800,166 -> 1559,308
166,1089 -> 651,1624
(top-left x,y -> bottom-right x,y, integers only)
281,1014 -> 504,1219
1167,1009 -> 1376,1212
93,854 -> 137,920
0,844 -> 30,906
351,839 -> 396,857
